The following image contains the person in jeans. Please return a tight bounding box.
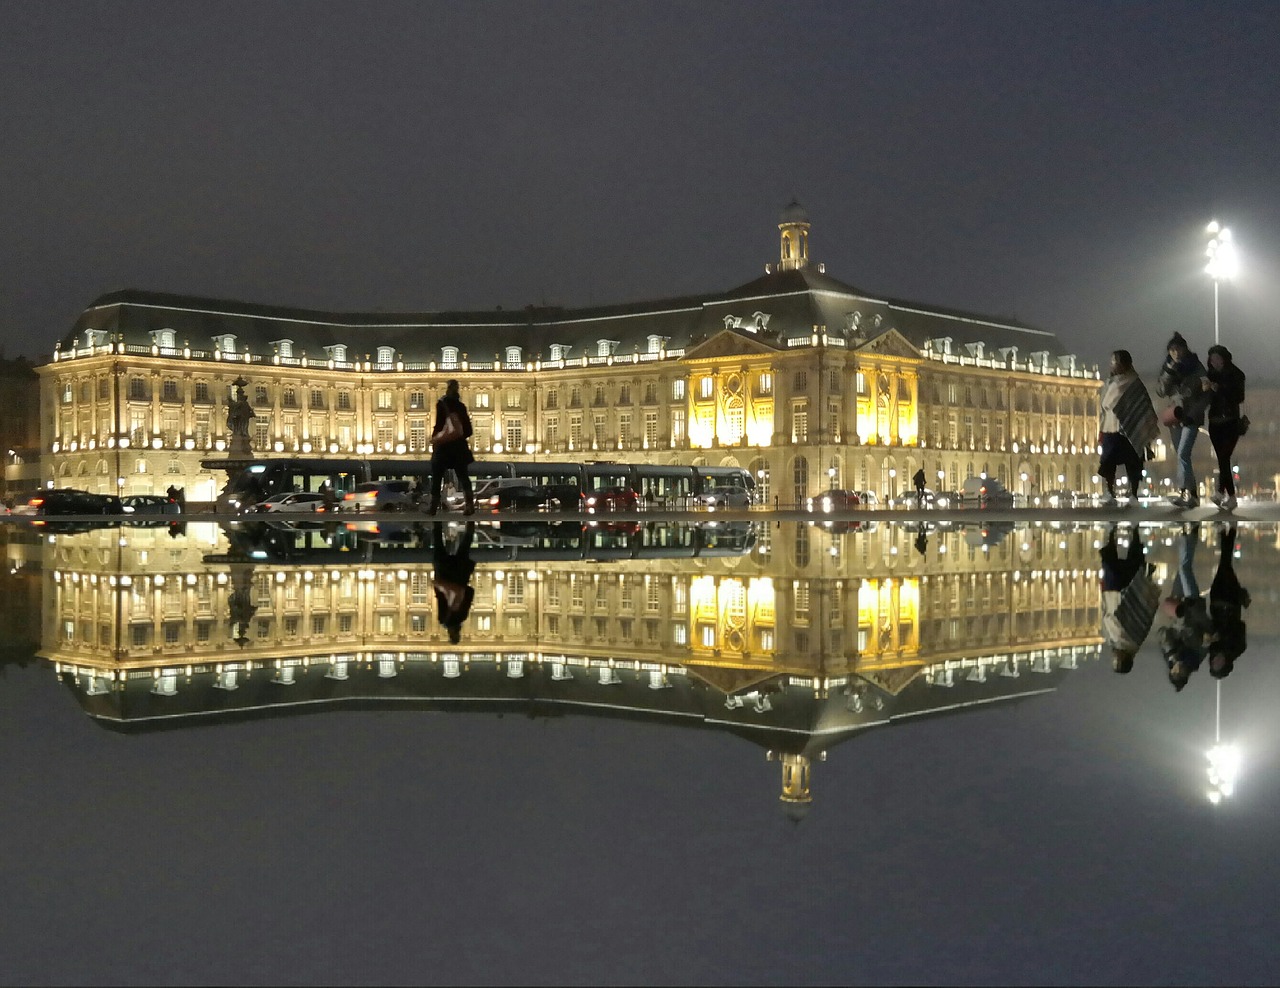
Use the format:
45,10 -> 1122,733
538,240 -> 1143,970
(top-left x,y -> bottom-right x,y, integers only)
1097,350 -> 1158,506
428,379 -> 475,515
1203,344 -> 1246,510
1156,333 -> 1209,508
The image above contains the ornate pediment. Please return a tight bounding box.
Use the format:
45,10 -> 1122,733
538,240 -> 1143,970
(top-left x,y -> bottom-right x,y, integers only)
854,327 -> 921,359
683,328 -> 782,361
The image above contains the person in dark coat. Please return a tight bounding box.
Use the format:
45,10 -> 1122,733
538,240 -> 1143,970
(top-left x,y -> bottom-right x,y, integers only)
1203,344 -> 1247,510
912,467 -> 927,506
1156,333 -> 1210,508
1159,523 -> 1211,691
428,379 -> 475,515
1206,524 -> 1249,679
433,521 -> 476,644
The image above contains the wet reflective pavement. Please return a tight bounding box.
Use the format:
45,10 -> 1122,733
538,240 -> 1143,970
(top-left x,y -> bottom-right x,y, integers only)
3,517 -> 1278,984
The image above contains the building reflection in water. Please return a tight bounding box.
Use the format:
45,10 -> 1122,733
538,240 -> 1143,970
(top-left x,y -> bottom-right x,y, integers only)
39,518 -> 1117,816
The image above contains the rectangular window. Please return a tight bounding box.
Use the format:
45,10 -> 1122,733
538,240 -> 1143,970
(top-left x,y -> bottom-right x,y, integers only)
672,380 -> 686,401
98,377 -> 110,400
545,389 -> 558,410
644,412 -> 658,447
619,413 -> 632,446
699,377 -> 714,400
254,420 -> 270,450
759,372 -> 773,395
569,415 -> 583,449
545,418 -> 559,449
505,418 -> 523,452
671,409 -> 686,444
408,390 -> 425,410
337,391 -> 352,411
310,389 -> 325,409
856,372 -> 867,395
376,420 -> 395,451
593,414 -> 606,447
794,371 -> 808,391
474,393 -> 491,409
129,378 -> 147,401
254,385 -> 269,405
281,387 -> 297,409
409,419 -> 427,452
161,380 -> 179,402
376,390 -> 393,411
792,404 -> 808,443
506,390 -> 521,409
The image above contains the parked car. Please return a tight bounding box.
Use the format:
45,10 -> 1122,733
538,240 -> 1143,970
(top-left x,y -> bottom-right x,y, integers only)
808,489 -> 861,512
694,485 -> 753,509
14,488 -> 124,516
584,486 -> 639,512
122,494 -> 183,515
343,480 -> 414,512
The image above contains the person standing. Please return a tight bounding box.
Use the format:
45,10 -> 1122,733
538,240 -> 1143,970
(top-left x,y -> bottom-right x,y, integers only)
1156,333 -> 1210,508
1097,350 -> 1158,506
428,379 -> 475,515
912,466 -> 927,507
1206,523 -> 1249,679
1098,524 -> 1160,674
1203,344 -> 1246,510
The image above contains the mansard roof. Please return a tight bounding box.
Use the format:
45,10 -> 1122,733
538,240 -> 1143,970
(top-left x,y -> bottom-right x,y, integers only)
62,266 -> 1073,364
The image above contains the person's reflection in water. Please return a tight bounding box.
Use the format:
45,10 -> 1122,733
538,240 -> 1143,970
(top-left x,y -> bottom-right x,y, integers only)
1160,523 -> 1211,691
1206,524 -> 1250,680
1099,523 -> 1160,674
913,524 -> 929,557
433,521 -> 476,644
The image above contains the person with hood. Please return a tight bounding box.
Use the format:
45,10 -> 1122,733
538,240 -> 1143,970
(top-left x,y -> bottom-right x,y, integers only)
428,378 -> 475,516
1099,523 -> 1160,674
1203,344 -> 1247,510
1156,333 -> 1210,508
1097,350 -> 1159,506
1206,523 -> 1249,679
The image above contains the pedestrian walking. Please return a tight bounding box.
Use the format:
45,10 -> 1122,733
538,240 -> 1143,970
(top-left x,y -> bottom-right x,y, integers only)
1097,350 -> 1158,506
912,467 -> 927,507
428,379 -> 475,515
1203,344 -> 1247,510
1156,333 -> 1210,507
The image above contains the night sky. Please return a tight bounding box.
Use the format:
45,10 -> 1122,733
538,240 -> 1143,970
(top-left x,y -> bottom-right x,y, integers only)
3,1 -> 1279,375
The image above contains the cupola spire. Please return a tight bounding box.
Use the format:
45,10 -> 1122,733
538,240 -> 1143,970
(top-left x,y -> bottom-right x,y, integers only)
777,199 -> 810,271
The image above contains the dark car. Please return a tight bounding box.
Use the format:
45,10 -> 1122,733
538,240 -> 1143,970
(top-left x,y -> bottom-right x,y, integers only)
122,494 -> 183,515
584,486 -> 639,512
809,489 -> 861,512
18,488 -> 124,516
477,484 -> 558,512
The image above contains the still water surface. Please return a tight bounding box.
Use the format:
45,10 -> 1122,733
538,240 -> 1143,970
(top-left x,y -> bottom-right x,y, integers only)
2,517 -> 1278,984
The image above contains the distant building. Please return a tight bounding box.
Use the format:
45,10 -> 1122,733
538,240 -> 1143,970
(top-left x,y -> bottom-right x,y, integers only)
0,355 -> 41,501
39,204 -> 1104,502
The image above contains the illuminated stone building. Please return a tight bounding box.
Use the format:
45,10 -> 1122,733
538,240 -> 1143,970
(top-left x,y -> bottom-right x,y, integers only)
39,205 -> 1103,503
42,518 -> 1109,808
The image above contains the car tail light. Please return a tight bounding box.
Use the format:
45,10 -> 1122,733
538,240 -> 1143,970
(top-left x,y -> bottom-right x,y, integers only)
29,498 -> 44,508
343,492 -> 354,500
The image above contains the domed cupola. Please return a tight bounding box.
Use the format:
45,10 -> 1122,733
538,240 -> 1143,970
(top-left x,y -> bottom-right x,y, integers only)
778,199 -> 810,272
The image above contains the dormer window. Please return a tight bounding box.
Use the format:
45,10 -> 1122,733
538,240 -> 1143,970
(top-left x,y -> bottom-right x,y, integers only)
324,344 -> 348,363
84,329 -> 109,348
505,346 -> 523,368
596,339 -> 617,358
548,343 -> 568,361
272,339 -> 294,359
441,346 -> 459,369
151,329 -> 177,349
213,334 -> 238,354
376,346 -> 394,369
647,335 -> 664,354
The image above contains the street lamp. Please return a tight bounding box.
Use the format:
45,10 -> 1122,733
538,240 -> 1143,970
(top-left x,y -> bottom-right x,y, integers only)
1205,221 -> 1238,346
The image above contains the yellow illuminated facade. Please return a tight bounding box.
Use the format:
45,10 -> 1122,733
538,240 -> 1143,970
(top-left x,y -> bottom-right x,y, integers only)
37,518 -> 1113,809
39,205 -> 1105,503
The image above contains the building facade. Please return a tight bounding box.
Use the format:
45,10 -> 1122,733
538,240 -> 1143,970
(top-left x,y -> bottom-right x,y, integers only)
39,205 -> 1106,503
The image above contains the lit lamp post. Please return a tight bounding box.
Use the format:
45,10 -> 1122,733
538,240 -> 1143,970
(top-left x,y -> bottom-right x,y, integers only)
1205,221 -> 1238,346
1206,682 -> 1242,804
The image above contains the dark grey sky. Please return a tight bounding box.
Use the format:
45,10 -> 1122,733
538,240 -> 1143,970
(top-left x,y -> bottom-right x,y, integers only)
4,1 -> 1279,373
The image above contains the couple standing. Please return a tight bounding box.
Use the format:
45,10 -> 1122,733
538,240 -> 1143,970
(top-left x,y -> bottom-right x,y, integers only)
1099,335 -> 1246,509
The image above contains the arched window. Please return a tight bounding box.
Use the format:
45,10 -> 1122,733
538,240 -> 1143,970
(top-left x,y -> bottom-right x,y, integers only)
597,340 -> 616,358
647,335 -> 663,354
325,344 -> 348,363
782,235 -> 792,259
505,346 -> 522,368
792,455 -> 809,508
441,346 -> 459,369
213,334 -> 237,354
376,346 -> 394,368
722,397 -> 745,445
272,339 -> 294,359
151,329 -> 177,349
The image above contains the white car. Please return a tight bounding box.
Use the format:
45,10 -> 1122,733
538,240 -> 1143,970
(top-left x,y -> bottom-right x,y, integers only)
252,492 -> 331,513
343,481 -> 414,512
695,485 -> 752,509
